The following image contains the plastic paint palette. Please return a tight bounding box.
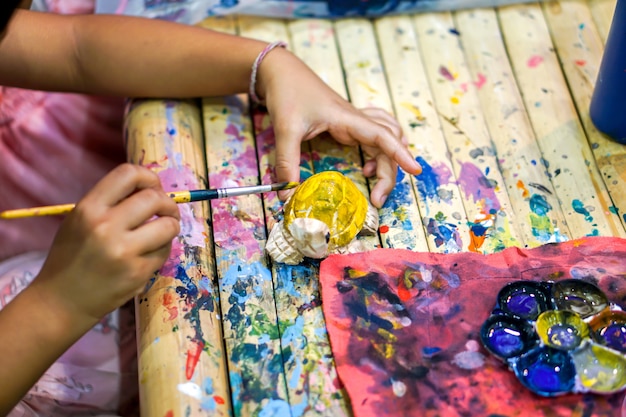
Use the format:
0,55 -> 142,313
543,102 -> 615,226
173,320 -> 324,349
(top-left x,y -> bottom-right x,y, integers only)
480,279 -> 626,397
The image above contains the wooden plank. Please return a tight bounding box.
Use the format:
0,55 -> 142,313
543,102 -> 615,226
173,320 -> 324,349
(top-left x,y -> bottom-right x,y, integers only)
125,99 -> 230,417
198,16 -> 291,417
498,3 -> 625,238
412,11 -> 524,253
454,7 -> 571,246
238,16 -> 352,417
588,0 -> 617,44
541,0 -> 626,236
334,18 -> 428,251
374,15 -> 470,253
286,19 -> 378,252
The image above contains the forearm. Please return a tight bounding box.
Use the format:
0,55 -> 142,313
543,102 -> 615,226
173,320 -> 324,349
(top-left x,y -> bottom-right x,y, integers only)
0,281 -> 94,415
0,10 -> 272,98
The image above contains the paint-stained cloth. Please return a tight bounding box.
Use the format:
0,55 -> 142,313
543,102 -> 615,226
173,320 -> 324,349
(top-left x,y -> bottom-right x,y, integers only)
0,251 -> 138,416
320,237 -> 626,417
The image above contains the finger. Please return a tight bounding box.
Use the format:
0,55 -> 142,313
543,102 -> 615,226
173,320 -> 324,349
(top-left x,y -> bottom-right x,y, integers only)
369,155 -> 397,208
273,122 -> 307,200
363,158 -> 377,177
129,215 -> 180,255
360,107 -> 404,139
330,115 -> 421,176
112,187 -> 181,230
84,164 -> 163,208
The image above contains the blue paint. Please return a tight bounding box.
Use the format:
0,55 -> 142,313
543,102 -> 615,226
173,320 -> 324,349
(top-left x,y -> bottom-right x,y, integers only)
425,217 -> 462,252
383,168 -> 415,217
572,199 -> 594,223
512,347 -> 576,396
469,222 -> 489,237
422,346 -> 442,358
590,0 -> 626,143
529,194 -> 551,216
259,399 -> 291,417
414,157 -> 441,201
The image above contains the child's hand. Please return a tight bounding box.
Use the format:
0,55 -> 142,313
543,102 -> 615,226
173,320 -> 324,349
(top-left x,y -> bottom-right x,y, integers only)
32,164 -> 180,326
257,49 -> 422,208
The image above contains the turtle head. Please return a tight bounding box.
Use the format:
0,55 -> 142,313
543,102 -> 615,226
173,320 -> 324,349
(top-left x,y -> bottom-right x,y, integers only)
288,218 -> 331,259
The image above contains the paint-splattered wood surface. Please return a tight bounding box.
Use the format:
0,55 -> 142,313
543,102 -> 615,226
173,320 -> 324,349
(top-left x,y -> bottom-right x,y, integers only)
124,1 -> 624,415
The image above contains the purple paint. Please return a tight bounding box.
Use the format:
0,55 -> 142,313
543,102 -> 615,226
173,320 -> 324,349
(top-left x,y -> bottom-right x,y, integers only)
457,162 -> 501,212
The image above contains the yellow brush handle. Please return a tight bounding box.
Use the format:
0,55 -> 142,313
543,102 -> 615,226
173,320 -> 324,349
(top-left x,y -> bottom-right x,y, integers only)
0,204 -> 77,219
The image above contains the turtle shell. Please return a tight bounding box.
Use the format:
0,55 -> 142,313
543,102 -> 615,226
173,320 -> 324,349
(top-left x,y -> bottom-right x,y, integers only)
283,171 -> 368,249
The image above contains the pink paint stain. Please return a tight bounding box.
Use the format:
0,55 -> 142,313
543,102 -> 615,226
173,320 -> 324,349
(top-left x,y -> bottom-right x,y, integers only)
439,65 -> 456,81
473,73 -> 487,89
527,55 -> 544,68
575,59 -> 586,66
211,199 -> 264,254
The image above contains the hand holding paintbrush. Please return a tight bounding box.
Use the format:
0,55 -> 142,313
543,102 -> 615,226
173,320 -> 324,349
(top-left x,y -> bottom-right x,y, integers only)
0,180 -> 299,220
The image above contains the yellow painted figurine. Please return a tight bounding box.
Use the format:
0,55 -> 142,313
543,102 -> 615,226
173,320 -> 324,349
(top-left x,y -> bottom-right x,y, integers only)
266,171 -> 379,264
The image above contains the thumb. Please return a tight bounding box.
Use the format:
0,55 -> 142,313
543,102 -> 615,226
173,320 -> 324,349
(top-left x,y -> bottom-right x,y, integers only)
273,123 -> 305,201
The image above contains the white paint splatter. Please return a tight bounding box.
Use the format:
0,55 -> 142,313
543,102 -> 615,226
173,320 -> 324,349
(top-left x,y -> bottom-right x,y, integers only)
392,380 -> 407,397
452,350 -> 485,370
177,382 -> 202,400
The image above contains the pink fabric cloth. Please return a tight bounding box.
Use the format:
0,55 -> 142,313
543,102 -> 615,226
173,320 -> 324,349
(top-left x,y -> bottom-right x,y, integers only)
0,252 -> 138,416
0,88 -> 126,261
320,237 -> 626,417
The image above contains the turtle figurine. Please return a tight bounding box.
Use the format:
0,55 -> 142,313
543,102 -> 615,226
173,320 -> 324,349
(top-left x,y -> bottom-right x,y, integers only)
266,170 -> 379,265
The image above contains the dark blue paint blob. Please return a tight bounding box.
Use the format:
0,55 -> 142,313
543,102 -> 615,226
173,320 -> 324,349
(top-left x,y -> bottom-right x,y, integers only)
496,281 -> 551,320
600,323 -> 626,352
480,314 -> 538,360
469,222 -> 489,237
512,347 -> 576,396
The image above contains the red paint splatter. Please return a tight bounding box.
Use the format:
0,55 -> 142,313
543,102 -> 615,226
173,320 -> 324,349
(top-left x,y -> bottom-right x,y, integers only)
214,395 -> 225,405
575,59 -> 586,66
527,55 -> 544,68
397,279 -> 412,302
438,65 -> 455,81
185,339 -> 204,380
164,411 -> 174,417
161,292 -> 179,321
379,225 -> 389,234
473,73 -> 487,89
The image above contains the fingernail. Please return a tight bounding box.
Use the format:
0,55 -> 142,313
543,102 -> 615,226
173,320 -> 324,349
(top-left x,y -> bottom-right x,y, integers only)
413,160 -> 422,174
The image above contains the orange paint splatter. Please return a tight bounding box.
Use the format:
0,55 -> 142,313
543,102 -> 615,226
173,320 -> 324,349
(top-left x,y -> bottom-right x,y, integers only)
164,411 -> 174,417
185,340 -> 204,380
527,55 -> 544,68
468,230 -> 487,253
214,395 -> 225,405
516,180 -> 529,198
575,59 -> 586,66
379,225 -> 390,233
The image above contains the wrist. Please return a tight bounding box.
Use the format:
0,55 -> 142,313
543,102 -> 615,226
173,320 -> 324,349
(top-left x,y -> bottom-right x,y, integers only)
251,41 -> 289,105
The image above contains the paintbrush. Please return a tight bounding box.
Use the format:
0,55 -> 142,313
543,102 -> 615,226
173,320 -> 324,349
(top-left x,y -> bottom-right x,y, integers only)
0,182 -> 300,220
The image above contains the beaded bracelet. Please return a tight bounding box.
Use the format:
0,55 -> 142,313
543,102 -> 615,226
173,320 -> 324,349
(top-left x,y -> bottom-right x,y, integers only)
249,41 -> 288,105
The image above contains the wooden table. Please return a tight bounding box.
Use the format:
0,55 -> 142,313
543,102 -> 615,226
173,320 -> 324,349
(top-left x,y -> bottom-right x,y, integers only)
123,1 -> 625,415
